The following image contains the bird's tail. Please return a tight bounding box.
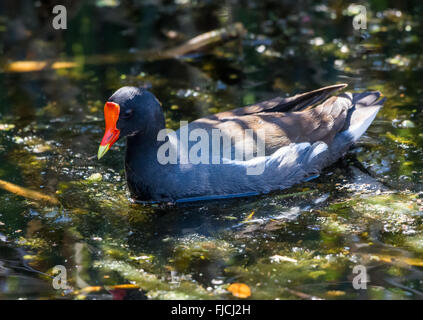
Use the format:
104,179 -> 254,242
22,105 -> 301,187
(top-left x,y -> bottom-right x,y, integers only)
341,91 -> 385,141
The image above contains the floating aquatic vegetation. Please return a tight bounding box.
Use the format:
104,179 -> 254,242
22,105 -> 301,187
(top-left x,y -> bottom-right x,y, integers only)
1,0 -> 423,300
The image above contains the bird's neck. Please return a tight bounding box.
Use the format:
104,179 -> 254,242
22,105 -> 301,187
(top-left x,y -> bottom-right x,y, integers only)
124,123 -> 166,201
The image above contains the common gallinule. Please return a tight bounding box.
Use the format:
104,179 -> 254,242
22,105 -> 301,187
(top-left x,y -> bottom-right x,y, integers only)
97,84 -> 384,203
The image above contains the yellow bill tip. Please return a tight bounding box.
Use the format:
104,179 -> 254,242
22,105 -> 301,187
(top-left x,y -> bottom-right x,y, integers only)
97,144 -> 110,160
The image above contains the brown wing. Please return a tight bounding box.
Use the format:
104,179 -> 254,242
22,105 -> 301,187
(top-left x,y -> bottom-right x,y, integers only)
190,92 -> 352,156
206,83 -> 348,120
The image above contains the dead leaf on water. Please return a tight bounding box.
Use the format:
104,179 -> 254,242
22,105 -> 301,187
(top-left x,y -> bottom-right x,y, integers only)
227,283 -> 251,298
106,284 -> 140,290
4,61 -> 78,73
327,290 -> 346,297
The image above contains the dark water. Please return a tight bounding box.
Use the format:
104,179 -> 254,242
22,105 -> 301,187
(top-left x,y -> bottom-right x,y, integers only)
1,0 -> 423,299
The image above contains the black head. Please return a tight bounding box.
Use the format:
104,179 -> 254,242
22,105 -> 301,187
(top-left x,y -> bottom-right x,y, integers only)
98,86 -> 165,159
109,86 -> 164,137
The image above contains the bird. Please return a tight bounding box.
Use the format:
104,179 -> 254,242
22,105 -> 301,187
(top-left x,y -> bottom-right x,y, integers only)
97,84 -> 384,203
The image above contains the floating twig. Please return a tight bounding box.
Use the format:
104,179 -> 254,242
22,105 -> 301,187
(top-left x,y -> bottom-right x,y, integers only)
2,23 -> 246,73
0,178 -> 59,205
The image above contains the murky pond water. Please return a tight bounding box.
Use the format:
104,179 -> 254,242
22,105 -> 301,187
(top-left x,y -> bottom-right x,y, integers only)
1,0 -> 423,299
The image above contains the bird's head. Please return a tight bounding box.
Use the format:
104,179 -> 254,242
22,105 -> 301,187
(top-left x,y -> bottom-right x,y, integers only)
97,86 -> 163,159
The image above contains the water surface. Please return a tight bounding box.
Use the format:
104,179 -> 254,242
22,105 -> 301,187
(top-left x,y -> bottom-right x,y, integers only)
1,0 -> 423,299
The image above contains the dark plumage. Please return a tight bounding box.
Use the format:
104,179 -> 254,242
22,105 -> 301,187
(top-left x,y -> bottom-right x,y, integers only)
98,84 -> 385,203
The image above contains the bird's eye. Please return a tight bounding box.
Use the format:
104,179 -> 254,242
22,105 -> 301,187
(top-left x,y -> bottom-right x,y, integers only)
121,109 -> 134,119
